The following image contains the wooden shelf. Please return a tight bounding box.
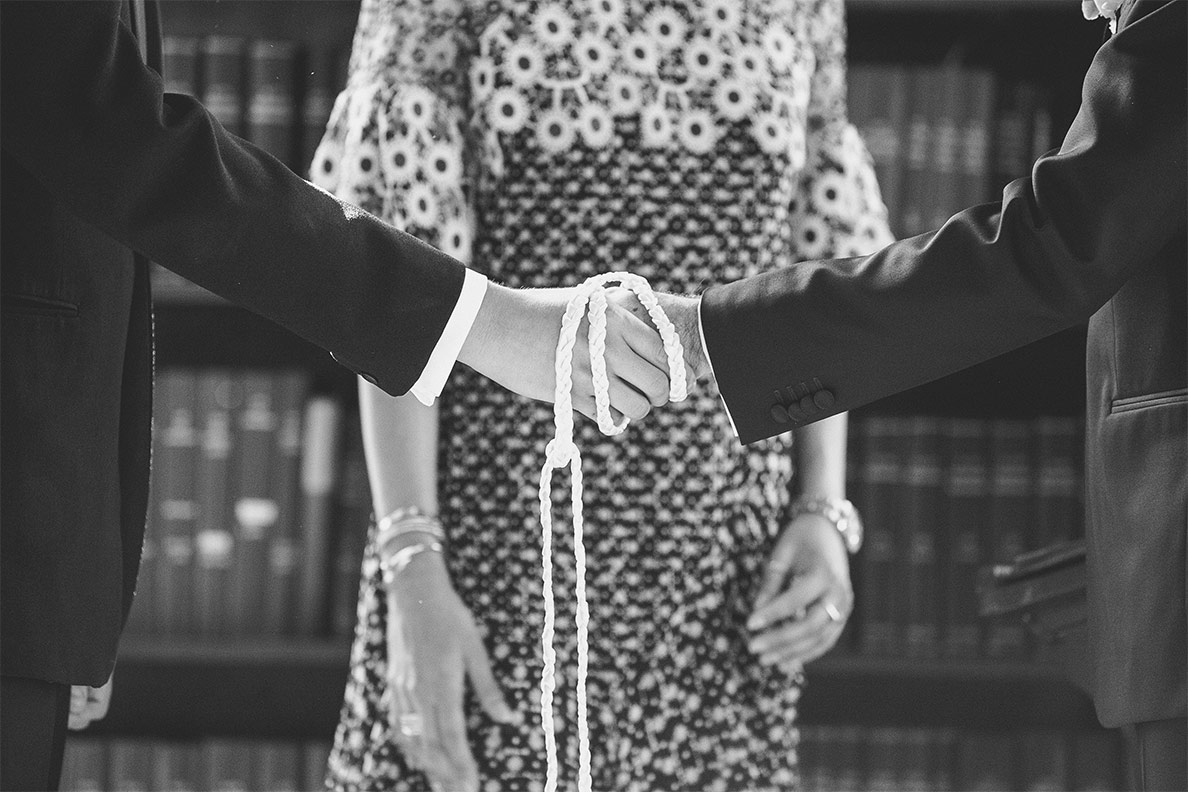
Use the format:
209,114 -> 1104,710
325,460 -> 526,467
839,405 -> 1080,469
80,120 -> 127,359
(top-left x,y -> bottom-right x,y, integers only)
800,654 -> 1100,731
93,639 -> 352,740
89,640 -> 1099,740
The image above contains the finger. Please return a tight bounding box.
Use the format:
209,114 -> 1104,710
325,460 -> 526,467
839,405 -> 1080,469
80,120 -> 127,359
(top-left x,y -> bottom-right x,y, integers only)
748,596 -> 834,655
69,687 -> 88,717
89,686 -> 112,721
749,569 -> 827,633
751,534 -> 799,617
464,630 -> 516,724
606,293 -> 671,371
572,393 -> 625,426
761,620 -> 847,667
417,697 -> 457,788
608,377 -> 652,422
605,331 -> 669,407
434,698 -> 479,792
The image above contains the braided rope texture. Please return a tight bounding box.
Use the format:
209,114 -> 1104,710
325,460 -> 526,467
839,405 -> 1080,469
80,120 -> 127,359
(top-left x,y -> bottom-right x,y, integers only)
538,273 -> 688,792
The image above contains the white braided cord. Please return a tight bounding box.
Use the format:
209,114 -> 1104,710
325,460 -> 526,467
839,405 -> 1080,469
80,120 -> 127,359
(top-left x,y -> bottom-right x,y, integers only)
538,273 -> 688,792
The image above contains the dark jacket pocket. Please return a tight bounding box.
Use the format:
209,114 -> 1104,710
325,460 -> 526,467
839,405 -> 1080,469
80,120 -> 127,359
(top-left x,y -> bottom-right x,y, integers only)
2,292 -> 79,317
1110,388 -> 1188,414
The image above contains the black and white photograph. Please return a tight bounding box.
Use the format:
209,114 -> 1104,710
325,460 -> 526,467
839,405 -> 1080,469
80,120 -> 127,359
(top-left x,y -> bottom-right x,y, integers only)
1,0 -> 1184,790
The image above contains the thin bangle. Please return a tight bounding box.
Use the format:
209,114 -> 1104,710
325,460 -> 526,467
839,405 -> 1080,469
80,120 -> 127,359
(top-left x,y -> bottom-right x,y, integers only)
379,540 -> 444,583
376,507 -> 446,544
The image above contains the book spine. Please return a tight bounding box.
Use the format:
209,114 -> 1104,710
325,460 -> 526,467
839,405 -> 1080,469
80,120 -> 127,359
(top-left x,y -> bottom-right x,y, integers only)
59,738 -> 108,792
257,740 -> 302,792
154,370 -> 199,636
857,415 -> 905,657
193,370 -> 241,638
202,739 -> 254,792
1033,416 -> 1084,547
1020,730 -> 1071,791
263,371 -> 312,635
902,416 -> 944,658
985,419 -> 1034,659
297,396 -> 344,636
1070,729 -> 1126,791
161,36 -> 200,96
942,418 -> 990,659
955,731 -> 1019,792
248,39 -> 299,168
330,412 -> 372,638
926,64 -> 966,231
302,740 -> 334,792
958,68 -> 998,208
201,36 -> 246,137
228,371 -> 278,637
108,739 -> 154,792
992,80 -> 1042,194
900,67 -> 938,237
150,741 -> 201,792
300,46 -> 340,177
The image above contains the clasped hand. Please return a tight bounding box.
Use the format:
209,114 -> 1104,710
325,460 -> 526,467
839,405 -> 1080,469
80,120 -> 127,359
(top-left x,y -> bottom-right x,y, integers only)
457,284 -> 707,423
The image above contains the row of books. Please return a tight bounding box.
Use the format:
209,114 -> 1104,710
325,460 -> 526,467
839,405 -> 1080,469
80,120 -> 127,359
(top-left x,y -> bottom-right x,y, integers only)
161,35 -> 346,175
849,62 -> 1055,239
799,725 -> 1125,792
840,414 -> 1085,660
60,738 -> 331,792
61,727 -> 1125,792
125,369 -> 371,640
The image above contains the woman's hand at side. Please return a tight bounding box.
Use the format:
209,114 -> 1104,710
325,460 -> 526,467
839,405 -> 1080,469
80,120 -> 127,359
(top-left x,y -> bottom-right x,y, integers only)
385,550 -> 516,792
745,513 -> 854,673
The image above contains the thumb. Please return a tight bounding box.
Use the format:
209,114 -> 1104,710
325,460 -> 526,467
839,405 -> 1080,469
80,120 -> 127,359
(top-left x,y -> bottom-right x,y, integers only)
752,531 -> 796,614
464,629 -> 516,724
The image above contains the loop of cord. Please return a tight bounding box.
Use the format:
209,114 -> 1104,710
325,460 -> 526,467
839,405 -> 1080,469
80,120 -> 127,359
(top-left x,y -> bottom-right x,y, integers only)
538,273 -> 688,792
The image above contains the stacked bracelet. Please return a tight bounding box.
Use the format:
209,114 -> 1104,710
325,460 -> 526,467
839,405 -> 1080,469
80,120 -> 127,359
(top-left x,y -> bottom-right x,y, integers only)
379,540 -> 444,582
376,506 -> 447,546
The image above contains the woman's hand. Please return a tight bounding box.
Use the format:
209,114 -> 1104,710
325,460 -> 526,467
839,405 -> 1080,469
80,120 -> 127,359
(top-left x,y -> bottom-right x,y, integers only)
385,551 -> 516,792
745,513 -> 854,673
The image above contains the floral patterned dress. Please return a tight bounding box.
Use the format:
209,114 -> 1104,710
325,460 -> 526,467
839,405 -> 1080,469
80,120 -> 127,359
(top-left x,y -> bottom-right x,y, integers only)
312,0 -> 892,789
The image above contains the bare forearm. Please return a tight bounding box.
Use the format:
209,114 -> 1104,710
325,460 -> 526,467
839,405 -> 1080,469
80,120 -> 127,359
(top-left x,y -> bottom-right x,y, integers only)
793,413 -> 848,498
358,378 -> 438,518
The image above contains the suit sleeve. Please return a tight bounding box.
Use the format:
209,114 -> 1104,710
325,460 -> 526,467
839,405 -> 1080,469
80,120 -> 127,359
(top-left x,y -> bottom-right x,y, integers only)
0,0 -> 466,396
701,0 -> 1187,444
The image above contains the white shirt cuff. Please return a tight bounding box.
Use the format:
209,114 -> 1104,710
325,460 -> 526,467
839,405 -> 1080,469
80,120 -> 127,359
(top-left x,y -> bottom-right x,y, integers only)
697,298 -> 740,438
409,269 -> 488,406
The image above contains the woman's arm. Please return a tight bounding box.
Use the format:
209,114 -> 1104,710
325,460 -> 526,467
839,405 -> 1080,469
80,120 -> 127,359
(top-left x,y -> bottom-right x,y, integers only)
792,413 -> 848,500
361,381 -> 514,792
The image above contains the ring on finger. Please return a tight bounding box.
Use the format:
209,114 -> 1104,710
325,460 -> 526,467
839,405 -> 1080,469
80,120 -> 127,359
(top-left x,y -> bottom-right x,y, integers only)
398,712 -> 425,738
821,600 -> 843,623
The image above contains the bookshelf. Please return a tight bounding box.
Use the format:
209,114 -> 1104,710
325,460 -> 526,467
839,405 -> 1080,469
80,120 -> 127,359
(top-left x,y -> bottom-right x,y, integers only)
71,2 -> 1125,791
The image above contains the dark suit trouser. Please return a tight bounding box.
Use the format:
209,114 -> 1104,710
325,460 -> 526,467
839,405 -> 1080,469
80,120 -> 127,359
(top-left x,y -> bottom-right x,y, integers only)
0,676 -> 70,791
1129,717 -> 1188,792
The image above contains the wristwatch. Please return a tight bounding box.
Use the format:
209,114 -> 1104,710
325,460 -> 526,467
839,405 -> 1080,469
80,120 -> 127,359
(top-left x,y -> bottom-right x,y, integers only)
790,496 -> 864,554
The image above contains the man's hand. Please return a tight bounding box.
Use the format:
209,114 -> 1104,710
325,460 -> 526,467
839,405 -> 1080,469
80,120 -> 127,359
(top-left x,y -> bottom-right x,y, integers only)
650,292 -> 711,383
458,283 -> 674,422
745,513 -> 854,673
68,676 -> 113,731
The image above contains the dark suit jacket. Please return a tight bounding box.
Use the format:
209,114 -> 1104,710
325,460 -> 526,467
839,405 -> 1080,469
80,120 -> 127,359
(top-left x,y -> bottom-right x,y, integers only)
1,1 -> 467,686
702,0 -> 1185,728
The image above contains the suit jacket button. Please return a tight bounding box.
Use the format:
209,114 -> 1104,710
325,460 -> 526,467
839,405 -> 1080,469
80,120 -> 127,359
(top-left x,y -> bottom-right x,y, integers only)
799,395 -> 817,416
770,404 -> 791,424
786,400 -> 806,422
360,372 -> 378,386
813,389 -> 835,410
